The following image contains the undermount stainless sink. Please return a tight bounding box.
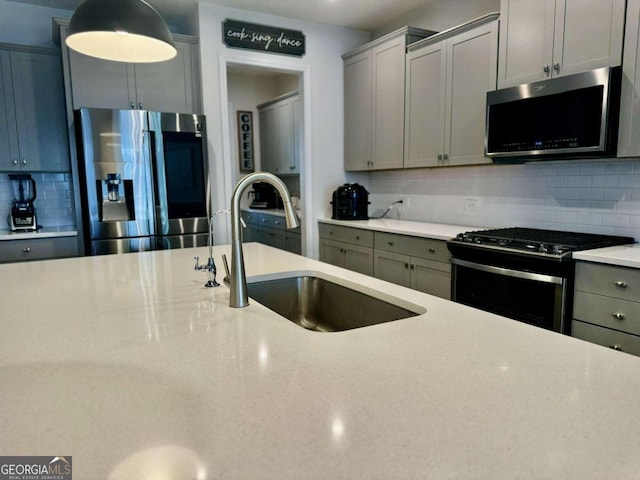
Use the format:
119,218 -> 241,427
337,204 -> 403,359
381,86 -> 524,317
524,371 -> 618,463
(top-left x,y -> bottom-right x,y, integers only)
247,275 -> 423,332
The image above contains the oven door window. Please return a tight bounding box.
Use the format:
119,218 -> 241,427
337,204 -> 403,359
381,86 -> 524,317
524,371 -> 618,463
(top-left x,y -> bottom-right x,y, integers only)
454,263 -> 564,332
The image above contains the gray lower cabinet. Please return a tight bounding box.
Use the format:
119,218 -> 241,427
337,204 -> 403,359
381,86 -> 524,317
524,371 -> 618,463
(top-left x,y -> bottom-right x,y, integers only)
242,210 -> 301,254
318,223 -> 451,297
0,236 -> 78,263
573,262 -> 640,356
318,223 -> 374,276
374,231 -> 451,299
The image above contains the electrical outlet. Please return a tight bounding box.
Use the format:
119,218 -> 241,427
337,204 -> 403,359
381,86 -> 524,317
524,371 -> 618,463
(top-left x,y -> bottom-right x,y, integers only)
464,198 -> 479,213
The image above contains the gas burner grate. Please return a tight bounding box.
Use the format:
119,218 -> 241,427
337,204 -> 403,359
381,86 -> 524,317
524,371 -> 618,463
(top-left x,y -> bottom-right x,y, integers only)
464,227 -> 634,251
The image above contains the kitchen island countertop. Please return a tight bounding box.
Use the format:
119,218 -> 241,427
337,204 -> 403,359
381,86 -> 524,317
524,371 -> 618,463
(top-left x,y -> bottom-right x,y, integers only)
1,243 -> 640,479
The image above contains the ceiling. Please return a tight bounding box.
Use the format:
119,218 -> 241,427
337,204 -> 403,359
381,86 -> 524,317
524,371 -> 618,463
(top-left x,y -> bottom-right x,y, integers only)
8,0 -> 431,32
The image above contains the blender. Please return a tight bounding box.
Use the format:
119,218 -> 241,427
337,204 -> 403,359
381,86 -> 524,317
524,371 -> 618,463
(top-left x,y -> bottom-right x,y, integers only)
8,174 -> 37,231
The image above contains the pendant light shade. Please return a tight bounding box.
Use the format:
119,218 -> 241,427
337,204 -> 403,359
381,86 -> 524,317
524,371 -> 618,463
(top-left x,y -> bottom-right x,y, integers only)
66,0 -> 177,63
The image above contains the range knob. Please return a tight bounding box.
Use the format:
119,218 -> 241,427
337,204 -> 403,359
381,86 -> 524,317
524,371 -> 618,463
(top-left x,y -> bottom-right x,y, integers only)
538,244 -> 549,253
552,245 -> 564,255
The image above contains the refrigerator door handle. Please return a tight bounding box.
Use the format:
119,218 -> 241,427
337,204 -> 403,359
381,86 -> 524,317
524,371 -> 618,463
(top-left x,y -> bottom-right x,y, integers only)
147,127 -> 169,237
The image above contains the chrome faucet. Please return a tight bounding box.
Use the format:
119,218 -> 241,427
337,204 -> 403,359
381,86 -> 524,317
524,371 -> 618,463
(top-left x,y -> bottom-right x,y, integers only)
228,172 -> 299,308
194,209 -> 237,288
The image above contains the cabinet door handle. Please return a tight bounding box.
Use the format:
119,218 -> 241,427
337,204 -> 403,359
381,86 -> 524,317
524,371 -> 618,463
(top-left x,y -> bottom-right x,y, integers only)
23,247 -> 32,253
543,64 -> 550,73
274,220 -> 280,225
131,101 -> 136,109
410,264 -> 415,270
138,102 -> 144,109
404,263 -> 409,269
614,281 -> 628,289
553,61 -> 560,72
12,158 -> 18,165
428,248 -> 436,254
388,241 -> 394,246
443,153 -> 449,160
609,344 -> 623,351
354,235 -> 360,240
437,153 -> 443,160
289,166 -> 296,170
22,158 -> 27,165
612,312 -> 625,320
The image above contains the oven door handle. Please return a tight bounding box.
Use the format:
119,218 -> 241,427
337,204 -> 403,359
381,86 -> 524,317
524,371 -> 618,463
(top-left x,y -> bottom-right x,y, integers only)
451,258 -> 564,285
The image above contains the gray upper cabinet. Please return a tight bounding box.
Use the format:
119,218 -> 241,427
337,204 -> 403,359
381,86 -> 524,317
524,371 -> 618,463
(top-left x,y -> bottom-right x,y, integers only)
618,0 -> 640,157
56,21 -> 202,114
258,91 -> 300,174
343,27 -> 435,172
0,46 -> 69,172
498,0 -> 625,88
405,15 -> 497,168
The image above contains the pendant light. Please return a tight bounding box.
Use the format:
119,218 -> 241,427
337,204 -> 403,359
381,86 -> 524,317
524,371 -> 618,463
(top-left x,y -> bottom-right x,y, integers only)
66,0 -> 177,63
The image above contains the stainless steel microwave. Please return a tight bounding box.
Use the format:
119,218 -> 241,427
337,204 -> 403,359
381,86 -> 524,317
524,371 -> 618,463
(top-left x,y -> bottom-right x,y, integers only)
485,66 -> 621,160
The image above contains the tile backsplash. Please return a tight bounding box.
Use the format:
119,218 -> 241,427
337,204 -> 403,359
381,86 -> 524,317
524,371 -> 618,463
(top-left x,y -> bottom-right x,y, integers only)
0,173 -> 75,228
367,158 -> 640,241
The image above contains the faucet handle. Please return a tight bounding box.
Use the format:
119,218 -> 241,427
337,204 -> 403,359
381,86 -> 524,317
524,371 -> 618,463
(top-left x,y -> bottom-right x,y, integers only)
194,256 -> 202,270
222,254 -> 231,284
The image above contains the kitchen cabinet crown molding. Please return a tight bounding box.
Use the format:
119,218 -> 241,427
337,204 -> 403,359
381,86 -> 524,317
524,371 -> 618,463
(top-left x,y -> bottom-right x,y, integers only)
407,12 -> 500,52
0,42 -> 60,56
52,17 -> 199,45
342,26 -> 437,60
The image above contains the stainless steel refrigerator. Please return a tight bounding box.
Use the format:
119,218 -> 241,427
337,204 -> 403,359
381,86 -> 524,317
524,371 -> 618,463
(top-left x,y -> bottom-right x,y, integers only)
75,108 -> 210,255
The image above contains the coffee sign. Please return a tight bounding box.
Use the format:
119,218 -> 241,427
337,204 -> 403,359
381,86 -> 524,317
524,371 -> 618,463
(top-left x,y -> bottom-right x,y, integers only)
223,19 -> 305,57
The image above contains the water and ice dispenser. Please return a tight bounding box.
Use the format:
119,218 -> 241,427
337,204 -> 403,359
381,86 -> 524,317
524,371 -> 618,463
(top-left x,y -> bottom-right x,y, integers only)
96,171 -> 135,222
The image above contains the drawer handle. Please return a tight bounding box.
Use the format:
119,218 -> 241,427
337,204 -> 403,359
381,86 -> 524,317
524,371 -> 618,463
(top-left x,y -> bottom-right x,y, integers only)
609,344 -> 623,352
388,241 -> 394,246
274,221 -> 280,225
329,231 -> 333,235
612,312 -> 625,320
354,235 -> 360,240
428,248 -> 436,254
23,247 -> 32,253
614,281 -> 628,289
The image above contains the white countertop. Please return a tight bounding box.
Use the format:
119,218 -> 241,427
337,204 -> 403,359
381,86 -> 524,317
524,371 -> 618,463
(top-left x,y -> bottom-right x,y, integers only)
2,244 -> 640,479
574,243 -> 640,268
243,207 -> 302,218
319,217 -> 482,241
0,225 -> 78,240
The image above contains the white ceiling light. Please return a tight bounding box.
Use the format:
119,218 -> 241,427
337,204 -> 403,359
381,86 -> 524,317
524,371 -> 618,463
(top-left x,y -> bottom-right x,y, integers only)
66,0 -> 177,63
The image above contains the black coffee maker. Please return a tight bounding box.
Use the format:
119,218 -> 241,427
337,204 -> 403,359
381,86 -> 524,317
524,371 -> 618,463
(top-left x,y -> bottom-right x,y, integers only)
249,182 -> 278,209
8,174 -> 37,231
331,183 -> 369,220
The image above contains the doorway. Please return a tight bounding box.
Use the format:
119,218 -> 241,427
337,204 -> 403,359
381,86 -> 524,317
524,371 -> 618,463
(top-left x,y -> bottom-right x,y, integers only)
221,60 -> 307,255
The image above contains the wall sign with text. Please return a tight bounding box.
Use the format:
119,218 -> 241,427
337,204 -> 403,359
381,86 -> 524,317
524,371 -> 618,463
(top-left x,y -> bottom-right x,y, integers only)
237,111 -> 255,172
223,19 -> 305,57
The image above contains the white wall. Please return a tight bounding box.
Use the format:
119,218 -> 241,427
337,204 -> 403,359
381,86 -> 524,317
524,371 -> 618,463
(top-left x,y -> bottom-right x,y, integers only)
373,0 -> 500,38
366,159 -> 640,241
226,71 -> 291,181
0,0 -> 72,47
197,2 -> 369,257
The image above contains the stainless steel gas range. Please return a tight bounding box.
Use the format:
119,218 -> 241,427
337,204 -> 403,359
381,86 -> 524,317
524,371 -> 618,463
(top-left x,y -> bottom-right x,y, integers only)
447,227 -> 634,334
